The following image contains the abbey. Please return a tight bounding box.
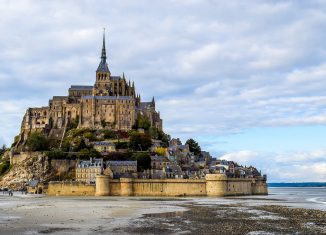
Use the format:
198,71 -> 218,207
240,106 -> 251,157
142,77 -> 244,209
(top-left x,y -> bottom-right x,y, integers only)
18,32 -> 162,144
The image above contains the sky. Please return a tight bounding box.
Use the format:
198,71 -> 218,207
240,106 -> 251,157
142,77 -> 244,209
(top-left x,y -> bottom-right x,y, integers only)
0,0 -> 326,182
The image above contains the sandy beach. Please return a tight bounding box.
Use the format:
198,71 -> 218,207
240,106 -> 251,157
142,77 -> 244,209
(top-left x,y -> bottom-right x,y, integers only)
0,188 -> 325,235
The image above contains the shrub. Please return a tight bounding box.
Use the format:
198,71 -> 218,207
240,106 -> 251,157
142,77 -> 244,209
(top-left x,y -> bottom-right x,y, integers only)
115,141 -> 129,150
46,149 -> 67,159
83,132 -> 96,141
129,133 -> 152,151
26,132 -> 48,151
67,116 -> 79,130
131,152 -> 151,172
103,130 -> 116,139
78,148 -> 101,159
11,135 -> 20,147
103,152 -> 132,161
185,138 -> 201,155
0,160 -> 10,176
155,147 -> 166,156
133,115 -> 151,130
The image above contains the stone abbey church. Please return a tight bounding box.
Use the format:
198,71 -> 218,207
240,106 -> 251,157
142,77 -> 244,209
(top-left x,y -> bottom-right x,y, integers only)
18,32 -> 162,143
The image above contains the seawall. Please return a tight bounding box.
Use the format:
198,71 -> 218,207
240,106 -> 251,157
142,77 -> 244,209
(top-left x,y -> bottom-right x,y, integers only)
47,174 -> 268,197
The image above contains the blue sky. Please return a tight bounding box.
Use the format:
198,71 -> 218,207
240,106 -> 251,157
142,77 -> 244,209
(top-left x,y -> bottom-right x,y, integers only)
0,0 -> 326,182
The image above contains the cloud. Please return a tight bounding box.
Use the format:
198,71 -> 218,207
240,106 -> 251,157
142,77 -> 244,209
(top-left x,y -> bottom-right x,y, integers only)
221,150 -> 259,163
1,1 -> 326,182
220,149 -> 326,182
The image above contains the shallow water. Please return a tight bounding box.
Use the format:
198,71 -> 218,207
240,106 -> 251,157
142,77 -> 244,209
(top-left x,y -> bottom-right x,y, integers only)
0,187 -> 325,234
267,187 -> 326,210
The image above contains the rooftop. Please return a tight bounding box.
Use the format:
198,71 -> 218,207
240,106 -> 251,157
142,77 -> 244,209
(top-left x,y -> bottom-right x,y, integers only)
81,95 -> 134,100
69,85 -> 93,91
106,161 -> 137,166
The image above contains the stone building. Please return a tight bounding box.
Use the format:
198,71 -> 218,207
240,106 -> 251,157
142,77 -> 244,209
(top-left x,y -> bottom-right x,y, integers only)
16,31 -> 162,147
151,155 -> 170,170
92,141 -> 116,153
105,161 -> 137,179
76,158 -> 103,184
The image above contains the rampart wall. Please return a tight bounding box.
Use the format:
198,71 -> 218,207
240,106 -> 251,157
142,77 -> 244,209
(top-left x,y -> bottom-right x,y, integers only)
47,174 -> 268,197
47,181 -> 95,196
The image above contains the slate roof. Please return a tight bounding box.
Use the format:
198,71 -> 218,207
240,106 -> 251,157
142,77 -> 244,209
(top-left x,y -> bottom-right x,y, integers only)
29,180 -> 39,187
52,96 -> 68,100
78,158 -> 103,168
151,155 -> 169,162
92,141 -> 115,146
69,85 -> 93,91
106,161 -> 137,167
110,76 -> 121,81
140,102 -> 154,109
81,95 -> 134,100
97,60 -> 110,72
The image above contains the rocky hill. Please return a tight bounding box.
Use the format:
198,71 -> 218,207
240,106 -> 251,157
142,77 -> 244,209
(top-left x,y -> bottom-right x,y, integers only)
0,152 -> 55,190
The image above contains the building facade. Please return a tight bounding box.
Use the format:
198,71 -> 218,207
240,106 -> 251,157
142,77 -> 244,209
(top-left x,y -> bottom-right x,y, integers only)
76,158 -> 103,184
16,31 -> 162,146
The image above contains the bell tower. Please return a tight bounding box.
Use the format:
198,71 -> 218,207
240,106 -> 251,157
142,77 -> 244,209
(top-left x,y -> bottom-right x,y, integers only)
94,28 -> 111,96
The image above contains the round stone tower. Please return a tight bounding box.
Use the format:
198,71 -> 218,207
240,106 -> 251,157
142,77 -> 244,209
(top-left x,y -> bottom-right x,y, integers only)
95,175 -> 110,196
205,174 -> 228,196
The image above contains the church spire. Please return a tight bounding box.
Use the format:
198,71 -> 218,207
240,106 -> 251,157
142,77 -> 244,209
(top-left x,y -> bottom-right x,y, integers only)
96,28 -> 110,73
101,28 -> 107,61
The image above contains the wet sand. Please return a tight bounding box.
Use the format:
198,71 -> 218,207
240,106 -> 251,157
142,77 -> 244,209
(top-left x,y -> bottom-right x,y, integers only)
0,191 -> 325,235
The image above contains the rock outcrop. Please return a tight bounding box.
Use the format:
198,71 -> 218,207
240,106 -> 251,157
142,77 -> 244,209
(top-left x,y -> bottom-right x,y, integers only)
0,153 -> 54,190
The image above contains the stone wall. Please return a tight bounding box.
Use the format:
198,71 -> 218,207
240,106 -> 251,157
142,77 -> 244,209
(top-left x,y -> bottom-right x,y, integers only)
47,181 -> 95,196
131,179 -> 206,196
50,159 -> 77,174
47,174 -> 268,197
225,178 -> 252,196
11,152 -> 44,165
251,177 -> 269,195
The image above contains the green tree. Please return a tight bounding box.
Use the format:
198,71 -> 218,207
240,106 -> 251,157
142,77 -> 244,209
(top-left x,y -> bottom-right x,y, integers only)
0,160 -> 10,176
75,139 -> 88,152
103,130 -> 116,139
11,135 -> 20,147
78,148 -> 101,159
46,149 -> 67,159
83,132 -> 96,141
149,127 -> 170,147
26,132 -> 48,151
133,115 -> 151,130
158,130 -> 170,147
78,148 -> 90,158
88,148 -> 101,158
131,152 -> 151,172
115,141 -> 129,150
0,144 -> 6,156
185,138 -> 201,155
129,133 -> 152,151
67,116 -> 79,130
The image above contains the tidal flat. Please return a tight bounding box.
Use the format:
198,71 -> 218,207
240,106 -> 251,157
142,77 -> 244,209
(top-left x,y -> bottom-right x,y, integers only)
0,188 -> 325,235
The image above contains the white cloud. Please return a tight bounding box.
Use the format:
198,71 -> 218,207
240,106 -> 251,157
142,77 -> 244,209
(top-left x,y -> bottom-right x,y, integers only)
1,1 -> 326,182
221,150 -> 259,163
219,149 -> 326,182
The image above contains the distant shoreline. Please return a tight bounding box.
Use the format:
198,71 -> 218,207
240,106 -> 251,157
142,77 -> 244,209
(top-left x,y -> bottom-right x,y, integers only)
268,182 -> 326,187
